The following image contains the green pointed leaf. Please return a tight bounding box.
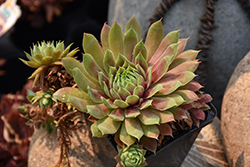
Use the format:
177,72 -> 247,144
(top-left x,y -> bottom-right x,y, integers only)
149,30 -> 179,65
109,108 -> 125,121
53,87 -> 89,102
91,121 -> 104,137
109,22 -> 124,59
115,54 -> 127,68
87,103 -> 111,119
151,43 -> 179,69
133,40 -> 147,61
68,95 -> 90,112
167,94 -> 185,106
101,23 -> 110,52
135,53 -> 148,72
53,87 -> 89,100
125,95 -> 139,105
67,48 -> 78,57
61,43 -> 73,58
120,122 -> 136,146
170,50 -> 200,68
34,54 -> 44,64
42,57 -> 53,64
34,45 -> 41,54
27,89 -> 35,102
125,82 -> 136,94
110,88 -> 121,100
146,66 -> 152,89
125,15 -> 141,40
101,97 -> 117,109
83,53 -> 103,81
55,41 -> 64,52
151,55 -> 172,84
53,88 -> 90,112
125,118 -> 144,140
138,99 -> 153,110
62,57 -> 98,85
152,97 -> 177,111
145,19 -> 164,61
124,28 -> 138,61
103,49 -> 115,74
72,68 -> 100,93
140,124 -> 159,140
125,107 -> 140,118
133,85 -> 144,98
83,33 -> 104,69
87,86 -> 106,103
98,71 -> 109,88
102,81 -> 112,98
45,46 -> 53,57
166,60 -> 199,77
178,81 -> 203,92
144,84 -> 163,98
114,99 -> 129,108
32,74 -> 40,87
158,81 -> 182,95
19,58 -> 41,68
29,66 -> 44,79
122,59 -> 136,69
175,90 -> 200,103
150,109 -> 175,124
136,64 -> 146,79
97,116 -> 121,135
138,109 -> 160,125
177,38 -> 188,55
52,50 -> 61,62
157,71 -> 196,95
24,51 -> 35,61
118,87 -> 131,100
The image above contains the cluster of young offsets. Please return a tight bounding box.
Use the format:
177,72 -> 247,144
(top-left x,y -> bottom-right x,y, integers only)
20,16 -> 212,167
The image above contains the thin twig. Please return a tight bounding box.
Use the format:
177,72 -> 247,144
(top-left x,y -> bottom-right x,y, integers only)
195,0 -> 217,86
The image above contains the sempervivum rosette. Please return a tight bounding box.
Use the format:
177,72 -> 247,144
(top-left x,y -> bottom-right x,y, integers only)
54,16 -> 212,167
19,41 -> 78,87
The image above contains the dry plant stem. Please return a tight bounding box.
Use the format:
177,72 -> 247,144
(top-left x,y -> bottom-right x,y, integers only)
195,0 -> 217,86
149,0 -> 181,23
44,65 -> 75,92
56,110 -> 83,167
43,65 -> 76,167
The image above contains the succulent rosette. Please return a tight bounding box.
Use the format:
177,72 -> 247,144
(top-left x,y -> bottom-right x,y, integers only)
115,145 -> 147,167
28,90 -> 57,108
54,16 -> 212,161
19,41 -> 78,87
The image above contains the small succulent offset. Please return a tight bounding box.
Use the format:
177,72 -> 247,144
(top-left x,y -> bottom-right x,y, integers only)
19,41 -> 78,87
116,145 -> 147,167
29,90 -> 57,108
54,16 -> 212,167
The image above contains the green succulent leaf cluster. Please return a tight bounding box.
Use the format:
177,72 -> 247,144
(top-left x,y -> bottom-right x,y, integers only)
116,145 -> 147,167
54,16 -> 212,154
28,89 -> 57,108
19,41 -> 78,87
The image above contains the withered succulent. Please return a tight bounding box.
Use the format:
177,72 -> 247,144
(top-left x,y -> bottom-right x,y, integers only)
54,16 -> 212,166
19,41 -> 78,87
